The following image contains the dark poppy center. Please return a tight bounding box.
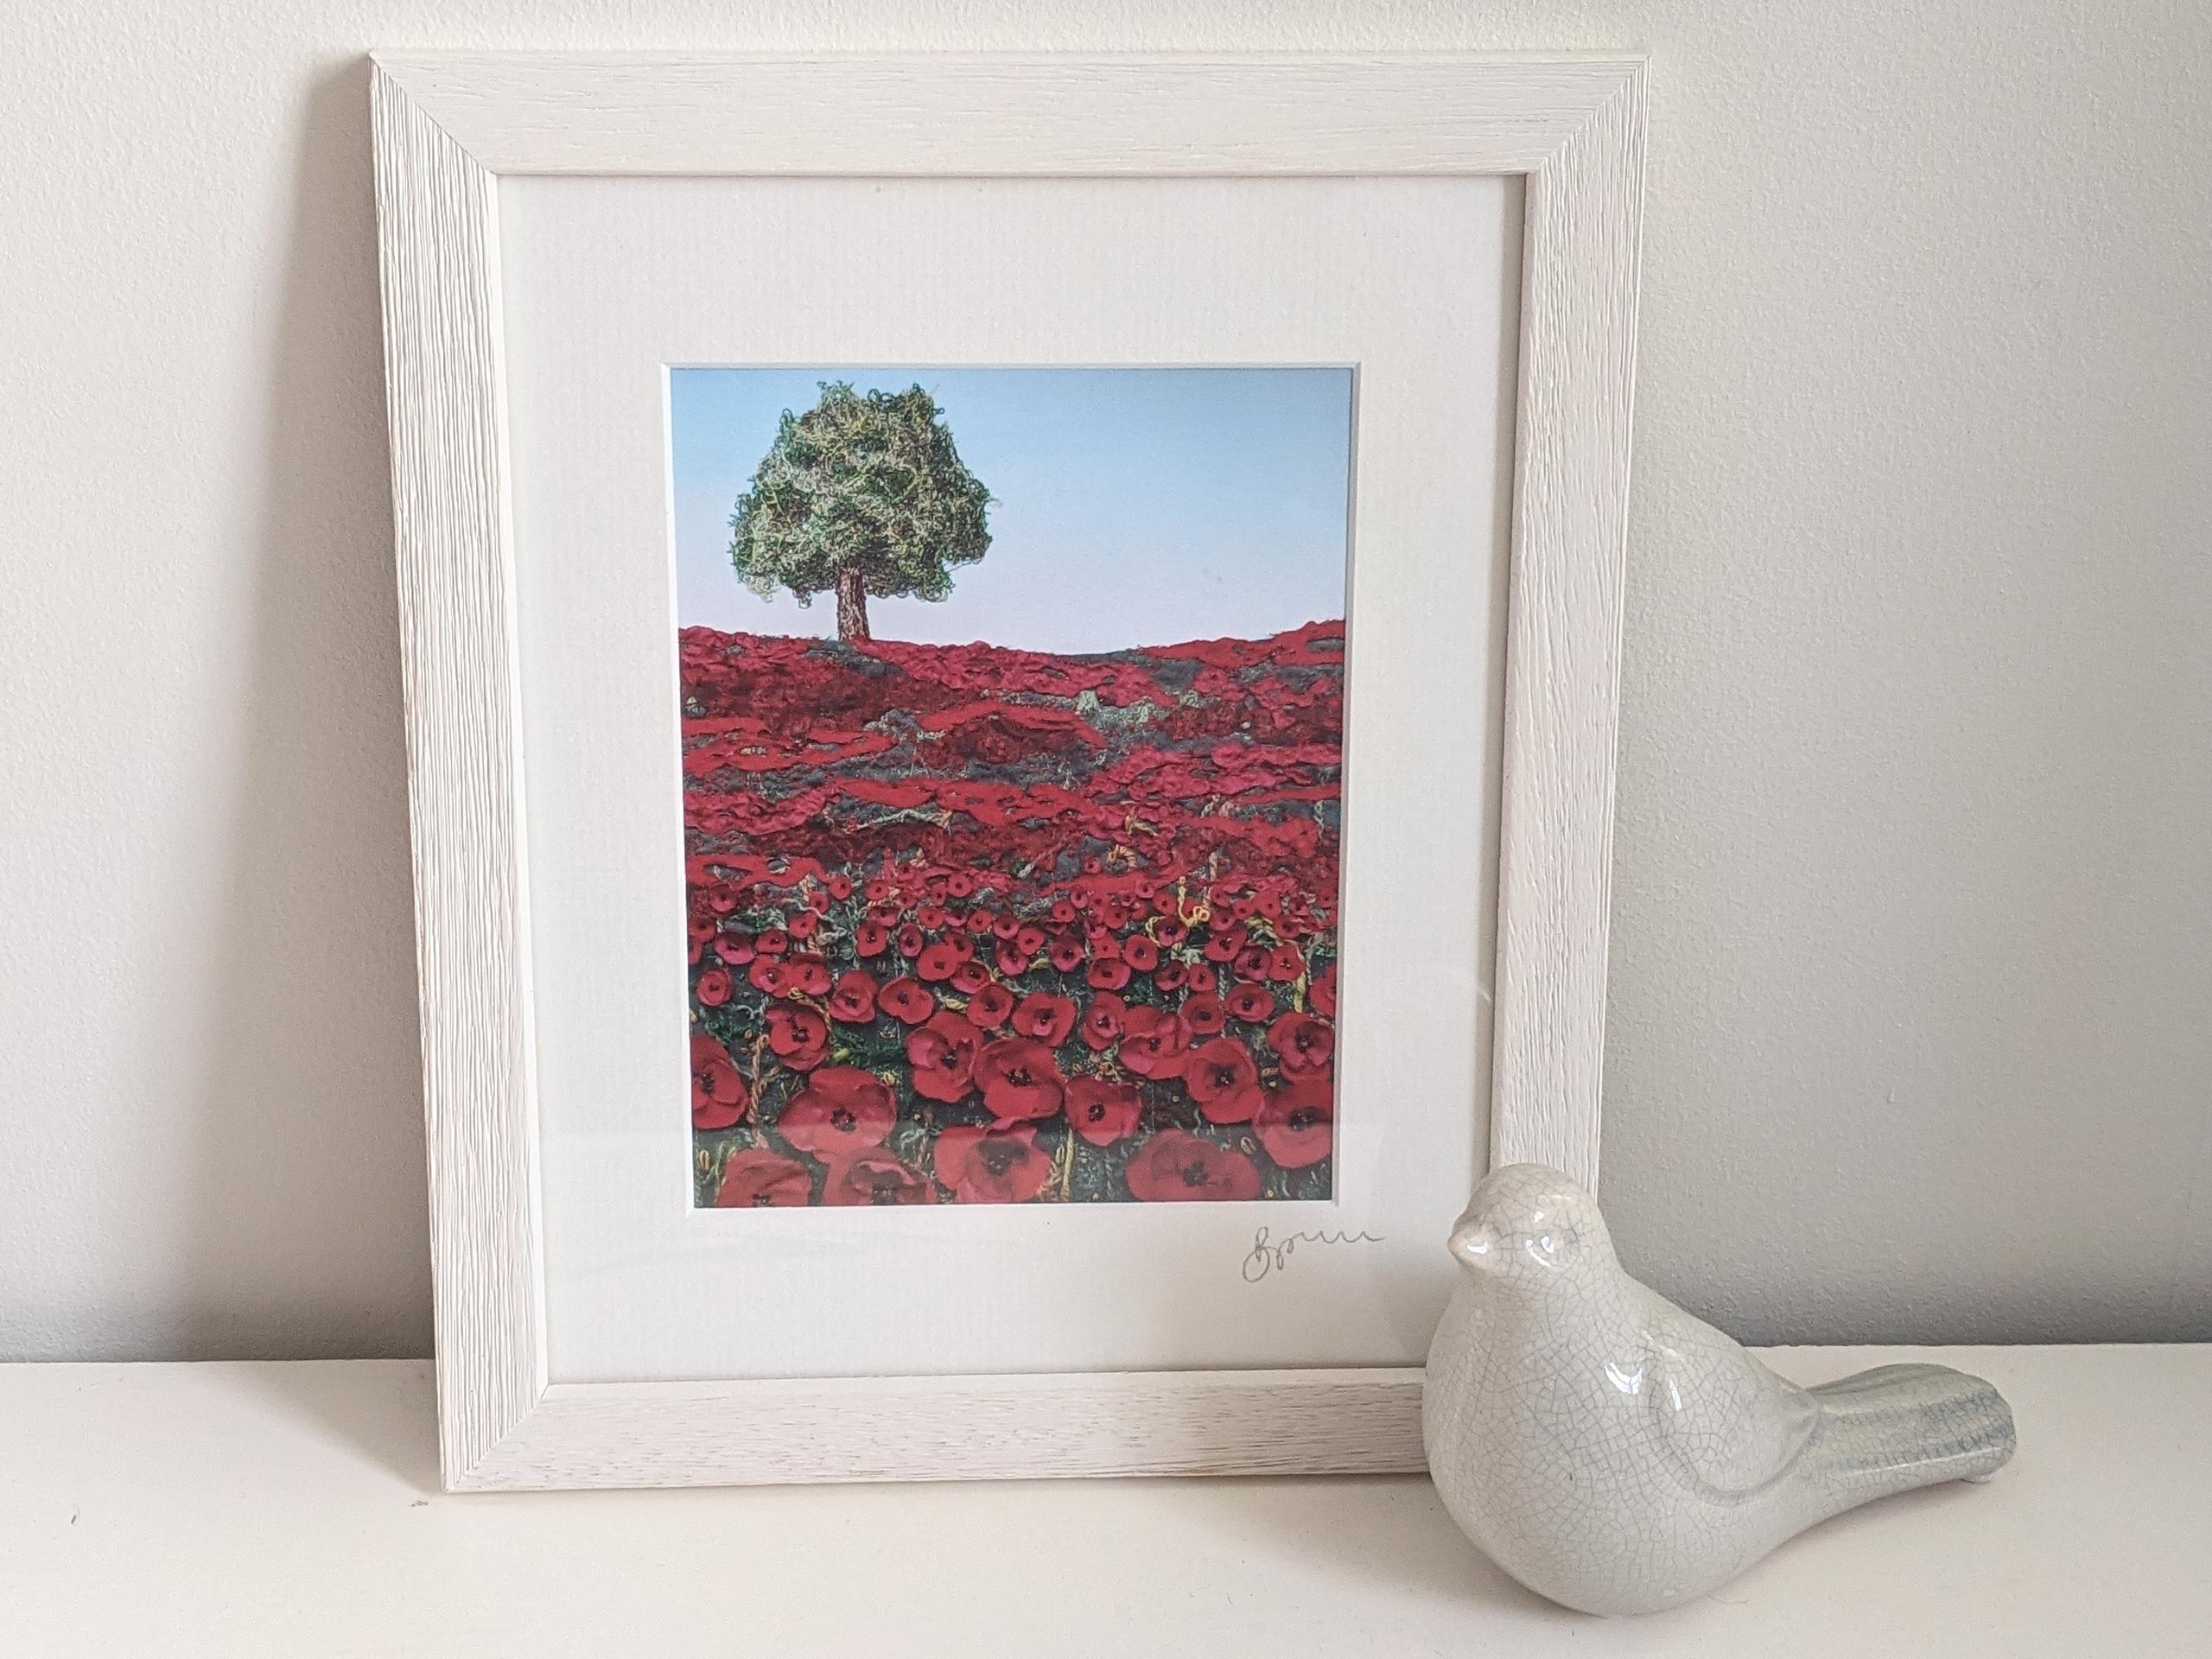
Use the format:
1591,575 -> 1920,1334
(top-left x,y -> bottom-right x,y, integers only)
830,1106 -> 855,1131
1084,1103 -> 1105,1122
1007,1065 -> 1033,1086
980,1142 -> 1020,1176
1288,1109 -> 1319,1132
1179,1160 -> 1212,1189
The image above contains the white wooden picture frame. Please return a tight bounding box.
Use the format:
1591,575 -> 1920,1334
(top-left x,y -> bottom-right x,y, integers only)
372,52 -> 1643,1491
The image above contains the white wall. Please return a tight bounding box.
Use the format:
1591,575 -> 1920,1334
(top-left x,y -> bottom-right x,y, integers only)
3,1 -> 2207,1361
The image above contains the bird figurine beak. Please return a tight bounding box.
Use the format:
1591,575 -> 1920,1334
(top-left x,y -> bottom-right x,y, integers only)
1448,1219 -> 1499,1268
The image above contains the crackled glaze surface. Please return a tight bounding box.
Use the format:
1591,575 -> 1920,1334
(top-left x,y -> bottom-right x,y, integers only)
1423,1165 -> 2017,1616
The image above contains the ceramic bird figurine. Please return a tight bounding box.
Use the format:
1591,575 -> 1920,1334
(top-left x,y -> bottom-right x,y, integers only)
1423,1163 -> 2016,1616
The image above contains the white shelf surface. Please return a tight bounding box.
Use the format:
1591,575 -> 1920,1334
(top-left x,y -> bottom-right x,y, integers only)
2,1346 -> 2204,1654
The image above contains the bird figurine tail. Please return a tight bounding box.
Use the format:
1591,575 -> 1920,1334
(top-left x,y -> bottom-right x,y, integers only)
1802,1362 -> 2016,1510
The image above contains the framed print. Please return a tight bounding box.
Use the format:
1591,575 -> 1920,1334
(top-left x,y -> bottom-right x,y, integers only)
372,52 -> 1643,1491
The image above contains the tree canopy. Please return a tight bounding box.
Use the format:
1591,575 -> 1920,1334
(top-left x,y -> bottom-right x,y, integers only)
728,382 -> 992,641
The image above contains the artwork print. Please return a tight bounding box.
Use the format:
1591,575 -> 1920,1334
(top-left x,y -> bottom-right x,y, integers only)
676,368 -> 1351,1207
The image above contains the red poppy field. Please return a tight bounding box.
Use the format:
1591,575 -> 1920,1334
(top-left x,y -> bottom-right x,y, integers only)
684,620 -> 1343,1206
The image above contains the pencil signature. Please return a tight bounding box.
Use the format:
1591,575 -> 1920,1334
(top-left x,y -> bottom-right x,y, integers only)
1241,1224 -> 1385,1283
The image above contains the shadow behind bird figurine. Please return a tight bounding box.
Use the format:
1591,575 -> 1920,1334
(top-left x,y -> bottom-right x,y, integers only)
1422,1164 -> 2016,1617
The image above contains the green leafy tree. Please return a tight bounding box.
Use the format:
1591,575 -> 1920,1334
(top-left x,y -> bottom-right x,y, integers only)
728,382 -> 992,643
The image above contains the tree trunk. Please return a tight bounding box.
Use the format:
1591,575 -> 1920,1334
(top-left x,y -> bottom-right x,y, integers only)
835,565 -> 870,643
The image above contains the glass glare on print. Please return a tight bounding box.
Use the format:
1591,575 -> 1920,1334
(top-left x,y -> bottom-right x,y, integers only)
673,367 -> 1351,1207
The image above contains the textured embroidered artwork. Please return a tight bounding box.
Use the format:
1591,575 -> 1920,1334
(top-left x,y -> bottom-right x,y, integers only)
675,368 -> 1351,1206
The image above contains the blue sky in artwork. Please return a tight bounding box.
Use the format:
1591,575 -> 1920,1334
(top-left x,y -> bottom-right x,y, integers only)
668,366 -> 1352,654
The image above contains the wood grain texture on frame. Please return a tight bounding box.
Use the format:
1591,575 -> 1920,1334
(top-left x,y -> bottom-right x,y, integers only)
1490,67 -> 1643,1182
370,68 -> 546,1482
477,1370 -> 1424,1490
369,52 -> 1643,1491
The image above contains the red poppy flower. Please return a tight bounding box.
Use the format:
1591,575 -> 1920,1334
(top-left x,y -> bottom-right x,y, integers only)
1085,956 -> 1133,992
855,920 -> 890,958
1122,935 -> 1160,973
715,1147 -> 812,1207
950,959 -> 991,995
747,957 -> 788,997
1267,944 -> 1305,982
690,1030 -> 750,1130
974,1037 -> 1066,1123
826,873 -> 854,901
1118,1003 -> 1191,1080
916,904 -> 949,930
758,929 -> 791,957
786,908 -> 819,943
897,924 -> 926,957
1268,1012 -> 1334,1079
1184,1038 -> 1262,1123
1203,925 -> 1248,963
766,1004 -> 830,1071
1185,963 -> 1219,996
1154,959 -> 1188,993
1011,993 -> 1077,1046
714,931 -> 756,966
945,931 -> 976,963
695,967 -> 734,1008
1154,919 -> 1188,948
865,877 -> 893,904
689,913 -> 716,944
944,871 -> 976,899
967,982 -> 1017,1031
934,1124 -> 1053,1204
995,942 -> 1033,978
1181,994 -> 1227,1037
1256,1077 -> 1334,1168
807,886 -> 833,916
916,940 -> 963,983
1067,1077 -> 1142,1146
779,1066 -> 894,1158
1232,944 -> 1275,983
964,907 -> 995,936
1014,925 -> 1047,957
1125,1129 -> 1262,1202
828,969 -> 879,1025
1050,899 -> 1077,925
823,1151 -> 933,1206
689,937 -> 705,965
1225,983 -> 1276,1024
880,976 -> 936,1026
1309,966 -> 1338,1019
705,886 -> 740,917
1080,993 -> 1128,1051
991,912 -> 1022,942
907,1012 -> 981,1103
785,954 -> 832,997
1048,933 -> 1087,973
